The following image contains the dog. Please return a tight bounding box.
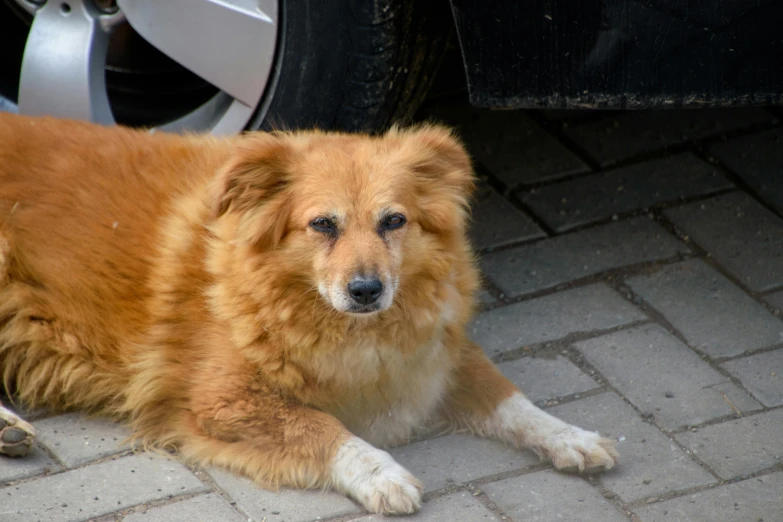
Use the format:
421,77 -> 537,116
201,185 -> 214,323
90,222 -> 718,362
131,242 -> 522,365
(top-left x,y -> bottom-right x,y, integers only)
0,113 -> 617,514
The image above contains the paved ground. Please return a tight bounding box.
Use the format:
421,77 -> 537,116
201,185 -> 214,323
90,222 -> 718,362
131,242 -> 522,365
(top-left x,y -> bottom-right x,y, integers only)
2,101 -> 783,521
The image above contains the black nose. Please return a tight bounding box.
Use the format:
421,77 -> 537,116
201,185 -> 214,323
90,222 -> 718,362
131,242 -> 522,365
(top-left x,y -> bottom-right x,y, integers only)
347,278 -> 383,305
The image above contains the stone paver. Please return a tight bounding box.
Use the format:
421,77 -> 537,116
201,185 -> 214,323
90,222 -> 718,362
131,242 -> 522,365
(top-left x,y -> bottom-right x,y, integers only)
425,105 -> 588,186
34,413 -> 131,468
1,454 -> 207,522
665,192 -> 783,292
548,393 -> 716,503
497,355 -> 599,403
469,283 -> 646,357
521,153 -> 731,232
355,491 -> 500,521
481,469 -> 628,522
124,493 -> 244,522
0,444 -> 58,483
390,434 -> 539,493
721,349 -> 783,407
470,186 -> 544,251
477,288 -> 496,306
482,217 -> 689,296
764,290 -> 783,311
563,108 -> 772,166
575,324 -> 762,430
627,259 -> 783,358
635,472 -> 783,522
709,128 -> 783,214
208,468 -> 360,522
675,409 -> 783,479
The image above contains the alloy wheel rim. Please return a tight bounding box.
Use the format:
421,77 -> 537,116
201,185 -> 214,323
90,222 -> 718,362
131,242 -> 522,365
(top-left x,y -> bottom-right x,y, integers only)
3,0 -> 278,134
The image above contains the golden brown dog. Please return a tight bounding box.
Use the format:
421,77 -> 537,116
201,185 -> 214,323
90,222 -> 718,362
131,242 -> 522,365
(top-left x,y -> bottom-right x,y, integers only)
0,113 -> 617,514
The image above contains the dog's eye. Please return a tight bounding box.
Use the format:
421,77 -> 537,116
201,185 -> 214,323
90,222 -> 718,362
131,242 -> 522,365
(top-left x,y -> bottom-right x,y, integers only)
310,217 -> 336,234
380,213 -> 406,231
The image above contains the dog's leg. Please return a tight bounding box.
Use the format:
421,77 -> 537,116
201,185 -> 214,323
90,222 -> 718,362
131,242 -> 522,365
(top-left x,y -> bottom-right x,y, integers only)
440,343 -> 618,472
0,398 -> 36,457
171,383 -> 422,515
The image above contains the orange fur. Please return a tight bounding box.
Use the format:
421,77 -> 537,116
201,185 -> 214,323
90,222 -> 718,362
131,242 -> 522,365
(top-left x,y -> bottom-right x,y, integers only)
0,113 -> 617,513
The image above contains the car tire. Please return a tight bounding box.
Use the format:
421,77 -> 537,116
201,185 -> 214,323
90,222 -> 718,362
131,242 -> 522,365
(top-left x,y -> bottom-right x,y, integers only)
251,0 -> 452,133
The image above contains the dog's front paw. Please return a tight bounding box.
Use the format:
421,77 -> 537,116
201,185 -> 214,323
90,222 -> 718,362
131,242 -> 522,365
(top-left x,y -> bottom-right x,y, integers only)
544,426 -> 618,472
0,405 -> 36,457
331,436 -> 422,514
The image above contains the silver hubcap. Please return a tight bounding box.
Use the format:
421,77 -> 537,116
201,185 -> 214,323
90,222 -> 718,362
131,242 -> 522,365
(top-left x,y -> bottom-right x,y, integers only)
10,0 -> 278,134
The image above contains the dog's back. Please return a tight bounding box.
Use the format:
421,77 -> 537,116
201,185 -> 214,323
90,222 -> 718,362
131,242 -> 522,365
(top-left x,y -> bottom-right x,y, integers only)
0,113 -> 229,411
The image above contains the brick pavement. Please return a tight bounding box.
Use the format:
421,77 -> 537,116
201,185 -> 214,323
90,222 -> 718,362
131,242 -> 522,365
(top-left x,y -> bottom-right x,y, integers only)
2,104 -> 782,521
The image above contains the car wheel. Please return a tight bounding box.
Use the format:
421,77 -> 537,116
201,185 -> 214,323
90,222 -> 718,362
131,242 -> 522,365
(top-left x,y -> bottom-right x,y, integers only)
0,0 -> 450,134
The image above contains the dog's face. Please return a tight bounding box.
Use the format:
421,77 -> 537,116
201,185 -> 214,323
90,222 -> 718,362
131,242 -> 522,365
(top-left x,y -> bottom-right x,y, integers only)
212,125 -> 474,316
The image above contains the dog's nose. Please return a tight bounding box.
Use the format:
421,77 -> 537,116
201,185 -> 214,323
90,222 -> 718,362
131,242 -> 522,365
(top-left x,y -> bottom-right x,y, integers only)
347,278 -> 383,305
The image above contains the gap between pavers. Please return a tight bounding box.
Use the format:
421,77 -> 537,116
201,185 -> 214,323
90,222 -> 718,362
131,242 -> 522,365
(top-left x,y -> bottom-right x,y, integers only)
674,409 -> 783,480
389,433 -> 540,493
481,216 -> 690,297
547,392 -> 716,503
720,348 -> 783,407
0,443 -> 58,483
481,469 -> 628,522
123,492 -> 245,522
664,192 -> 783,293
207,467 -> 360,522
626,258 -> 783,359
469,283 -> 646,358
634,471 -> 783,522
574,324 -> 762,431
353,490 -> 501,522
33,412 -> 132,468
0,454 -> 207,522
519,152 -> 732,232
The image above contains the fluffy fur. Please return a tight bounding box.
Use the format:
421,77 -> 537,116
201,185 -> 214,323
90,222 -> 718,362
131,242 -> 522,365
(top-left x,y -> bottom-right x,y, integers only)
0,113 -> 617,514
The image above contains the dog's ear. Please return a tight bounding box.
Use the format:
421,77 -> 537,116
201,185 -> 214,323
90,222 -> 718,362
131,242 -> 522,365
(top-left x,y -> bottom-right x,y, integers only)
211,134 -> 292,250
400,125 -> 476,234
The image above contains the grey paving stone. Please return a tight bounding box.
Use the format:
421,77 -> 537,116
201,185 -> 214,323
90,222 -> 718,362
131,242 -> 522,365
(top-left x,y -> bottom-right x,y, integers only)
548,393 -> 716,503
477,288 -> 496,306
563,108 -> 771,166
664,192 -> 783,292
575,324 -> 762,431
208,467 -> 359,522
675,409 -> 783,480
627,259 -> 783,358
424,105 -> 588,185
635,472 -> 783,522
390,434 -> 539,493
482,217 -> 689,296
497,355 -> 599,403
124,493 -> 244,522
764,290 -> 783,312
520,153 -> 731,232
1,454 -> 207,522
481,469 -> 628,522
469,284 -> 646,358
721,349 -> 783,407
0,444 -> 58,483
33,412 -> 132,468
356,491 -> 500,521
709,128 -> 783,215
470,187 -> 544,251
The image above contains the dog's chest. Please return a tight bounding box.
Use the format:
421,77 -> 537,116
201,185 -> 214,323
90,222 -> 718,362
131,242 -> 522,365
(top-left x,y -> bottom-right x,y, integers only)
322,335 -> 454,448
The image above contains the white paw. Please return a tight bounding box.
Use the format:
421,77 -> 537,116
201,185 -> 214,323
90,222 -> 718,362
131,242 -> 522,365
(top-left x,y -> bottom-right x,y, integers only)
544,425 -> 619,472
331,436 -> 422,514
490,393 -> 618,473
0,405 -> 36,457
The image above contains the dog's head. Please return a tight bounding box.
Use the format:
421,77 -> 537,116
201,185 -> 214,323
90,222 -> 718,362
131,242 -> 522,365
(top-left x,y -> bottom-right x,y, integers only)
211,125 -> 474,316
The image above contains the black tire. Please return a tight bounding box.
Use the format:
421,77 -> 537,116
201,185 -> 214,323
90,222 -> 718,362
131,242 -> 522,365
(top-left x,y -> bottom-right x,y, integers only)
250,0 -> 453,133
